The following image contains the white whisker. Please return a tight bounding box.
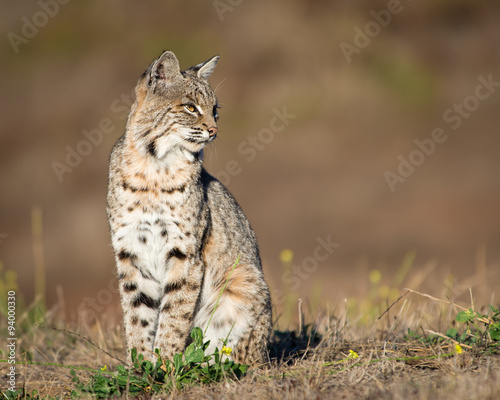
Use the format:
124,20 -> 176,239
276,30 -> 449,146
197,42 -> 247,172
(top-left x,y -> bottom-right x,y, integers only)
214,76 -> 229,94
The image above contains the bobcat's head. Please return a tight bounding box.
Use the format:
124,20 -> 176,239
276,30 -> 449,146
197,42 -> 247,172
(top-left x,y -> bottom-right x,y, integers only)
129,51 -> 220,161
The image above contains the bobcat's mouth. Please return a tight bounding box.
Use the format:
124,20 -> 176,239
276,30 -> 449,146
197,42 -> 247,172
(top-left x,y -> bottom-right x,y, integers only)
150,126 -> 215,160
183,129 -> 215,144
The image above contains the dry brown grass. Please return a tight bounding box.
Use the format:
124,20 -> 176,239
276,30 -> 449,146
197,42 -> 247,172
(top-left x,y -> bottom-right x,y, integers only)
3,288 -> 500,400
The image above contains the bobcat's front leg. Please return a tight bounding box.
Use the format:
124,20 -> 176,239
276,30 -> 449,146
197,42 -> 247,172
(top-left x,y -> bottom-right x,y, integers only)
154,250 -> 203,361
116,251 -> 162,363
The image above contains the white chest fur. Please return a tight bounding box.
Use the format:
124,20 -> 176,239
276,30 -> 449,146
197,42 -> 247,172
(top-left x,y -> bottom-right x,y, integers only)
112,187 -> 191,284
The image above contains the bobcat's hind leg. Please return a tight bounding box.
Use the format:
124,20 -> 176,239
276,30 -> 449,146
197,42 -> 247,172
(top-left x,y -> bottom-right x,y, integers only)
232,302 -> 272,365
194,263 -> 272,365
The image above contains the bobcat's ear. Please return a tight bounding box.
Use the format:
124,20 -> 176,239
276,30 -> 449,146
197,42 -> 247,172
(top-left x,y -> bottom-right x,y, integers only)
150,50 -> 182,83
190,55 -> 220,80
136,51 -> 182,106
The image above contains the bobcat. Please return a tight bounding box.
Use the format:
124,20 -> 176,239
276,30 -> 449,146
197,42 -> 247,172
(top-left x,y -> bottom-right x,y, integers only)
107,51 -> 272,365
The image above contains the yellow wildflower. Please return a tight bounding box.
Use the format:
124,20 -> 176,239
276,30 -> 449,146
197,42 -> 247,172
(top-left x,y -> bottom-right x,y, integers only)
100,365 -> 107,371
221,346 -> 232,356
455,344 -> 463,354
280,249 -> 294,264
369,269 -> 381,284
348,350 -> 359,359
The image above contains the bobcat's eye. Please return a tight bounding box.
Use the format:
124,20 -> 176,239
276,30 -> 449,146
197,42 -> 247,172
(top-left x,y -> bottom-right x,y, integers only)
213,105 -> 219,121
185,104 -> 196,113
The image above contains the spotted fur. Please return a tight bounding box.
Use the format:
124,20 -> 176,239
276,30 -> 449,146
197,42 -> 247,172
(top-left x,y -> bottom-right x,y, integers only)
107,51 -> 272,365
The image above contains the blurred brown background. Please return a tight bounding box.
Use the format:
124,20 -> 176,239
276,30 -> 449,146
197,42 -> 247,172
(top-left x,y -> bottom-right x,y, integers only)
1,0 -> 499,320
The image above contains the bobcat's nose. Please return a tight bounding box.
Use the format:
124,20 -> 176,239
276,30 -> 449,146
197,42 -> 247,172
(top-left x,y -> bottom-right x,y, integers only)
208,126 -> 218,138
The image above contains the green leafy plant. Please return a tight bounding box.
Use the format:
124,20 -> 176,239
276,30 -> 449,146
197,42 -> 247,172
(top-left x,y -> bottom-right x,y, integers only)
451,305 -> 500,352
0,389 -> 46,400
70,326 -> 246,397
404,305 -> 500,354
70,328 -> 248,397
